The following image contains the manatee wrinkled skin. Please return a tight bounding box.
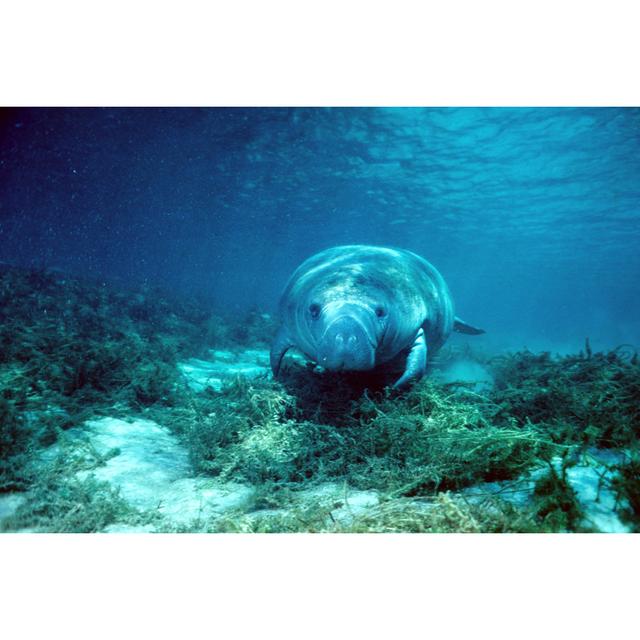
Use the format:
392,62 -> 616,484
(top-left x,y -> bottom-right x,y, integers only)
270,245 -> 484,388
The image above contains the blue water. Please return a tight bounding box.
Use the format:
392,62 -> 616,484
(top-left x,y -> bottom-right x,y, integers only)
1,107 -> 639,353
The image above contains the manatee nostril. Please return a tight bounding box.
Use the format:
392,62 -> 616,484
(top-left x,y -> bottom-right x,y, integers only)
348,335 -> 357,347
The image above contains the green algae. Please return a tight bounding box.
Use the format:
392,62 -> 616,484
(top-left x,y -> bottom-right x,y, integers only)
531,458 -> 587,532
158,345 -> 637,532
0,266 -> 217,491
0,473 -> 135,533
164,493 -> 543,534
1,265 -> 638,533
611,455 -> 640,531
489,345 -> 640,449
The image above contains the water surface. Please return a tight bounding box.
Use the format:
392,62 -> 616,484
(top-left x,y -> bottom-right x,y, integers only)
1,107 -> 639,351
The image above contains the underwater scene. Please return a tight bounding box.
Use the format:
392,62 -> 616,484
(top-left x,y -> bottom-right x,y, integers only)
0,106 -> 639,533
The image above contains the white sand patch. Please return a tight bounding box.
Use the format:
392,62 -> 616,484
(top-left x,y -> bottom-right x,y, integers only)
149,478 -> 254,525
100,479 -> 255,532
52,417 -> 255,531
0,494 -> 26,521
297,483 -> 380,526
436,359 -> 494,392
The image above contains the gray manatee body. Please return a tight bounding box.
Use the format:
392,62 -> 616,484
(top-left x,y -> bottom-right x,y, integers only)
270,245 -> 484,388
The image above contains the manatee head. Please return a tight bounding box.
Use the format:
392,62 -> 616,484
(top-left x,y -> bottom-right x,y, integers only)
291,280 -> 392,371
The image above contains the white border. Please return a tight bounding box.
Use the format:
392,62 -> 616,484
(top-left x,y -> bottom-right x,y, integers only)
1,1 -> 639,106
1,534 -> 638,638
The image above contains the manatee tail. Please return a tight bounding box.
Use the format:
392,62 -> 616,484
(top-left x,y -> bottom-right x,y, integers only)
454,317 -> 485,335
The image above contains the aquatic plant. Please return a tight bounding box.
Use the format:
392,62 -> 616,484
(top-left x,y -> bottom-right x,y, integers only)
334,494 -> 542,534
0,266 -> 232,491
489,344 -> 640,449
531,458 -> 586,532
611,455 -> 640,531
0,473 -> 134,533
0,366 -> 34,490
228,308 -> 278,347
155,342 -> 638,532
176,492 -> 543,534
170,369 -> 556,501
2,265 -> 638,533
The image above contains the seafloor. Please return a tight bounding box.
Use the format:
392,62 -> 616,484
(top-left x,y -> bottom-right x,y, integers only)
0,266 -> 638,533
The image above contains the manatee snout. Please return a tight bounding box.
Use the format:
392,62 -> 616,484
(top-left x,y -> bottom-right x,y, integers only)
317,314 -> 375,371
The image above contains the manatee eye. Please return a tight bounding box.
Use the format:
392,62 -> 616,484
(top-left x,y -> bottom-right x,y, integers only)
375,306 -> 386,318
309,303 -> 321,319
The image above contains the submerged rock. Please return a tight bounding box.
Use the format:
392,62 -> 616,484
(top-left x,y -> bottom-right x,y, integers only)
178,348 -> 306,392
179,349 -> 271,391
436,359 -> 494,393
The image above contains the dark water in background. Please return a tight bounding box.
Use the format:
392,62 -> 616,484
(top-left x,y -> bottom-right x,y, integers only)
1,107 -> 639,354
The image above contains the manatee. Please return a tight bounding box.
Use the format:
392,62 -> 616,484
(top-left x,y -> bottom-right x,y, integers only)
270,245 -> 484,388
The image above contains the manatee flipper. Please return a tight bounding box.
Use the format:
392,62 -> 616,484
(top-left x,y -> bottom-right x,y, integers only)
454,317 -> 485,335
393,328 -> 427,389
270,325 -> 294,378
